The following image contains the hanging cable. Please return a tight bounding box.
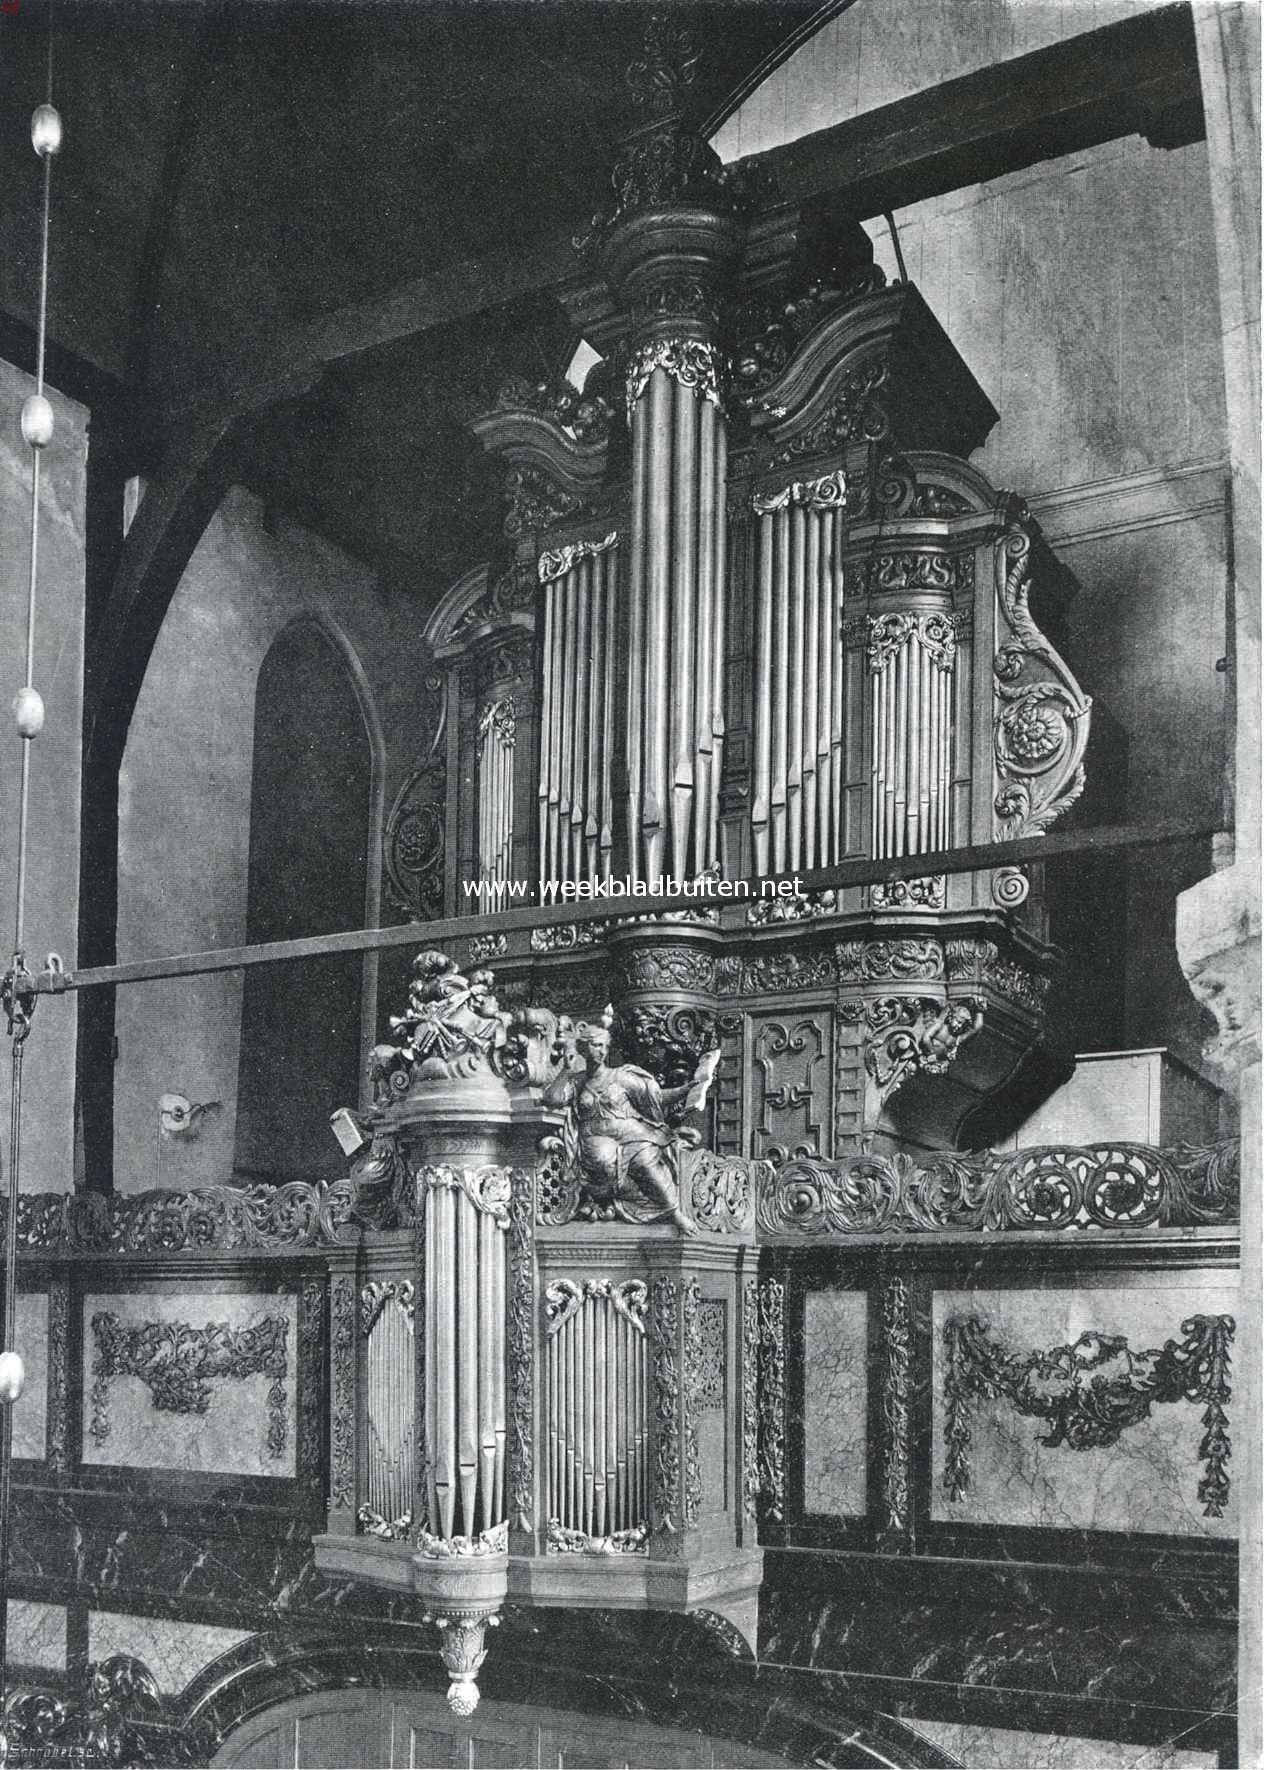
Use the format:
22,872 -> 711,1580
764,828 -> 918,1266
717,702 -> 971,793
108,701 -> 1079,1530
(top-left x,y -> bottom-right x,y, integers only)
0,0 -> 61,1729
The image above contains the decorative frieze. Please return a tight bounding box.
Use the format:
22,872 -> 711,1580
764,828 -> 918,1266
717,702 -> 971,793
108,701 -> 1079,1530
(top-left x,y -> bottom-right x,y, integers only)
507,1173 -> 535,1536
330,1278 -> 356,1509
868,876 -> 945,911
742,1280 -> 760,1524
943,1311 -> 1235,1516
837,938 -> 944,983
651,1276 -> 683,1545
757,1141 -> 1239,1237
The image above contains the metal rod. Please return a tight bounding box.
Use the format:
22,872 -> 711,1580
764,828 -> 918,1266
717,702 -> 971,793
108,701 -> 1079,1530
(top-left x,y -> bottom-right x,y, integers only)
22,817 -> 1226,995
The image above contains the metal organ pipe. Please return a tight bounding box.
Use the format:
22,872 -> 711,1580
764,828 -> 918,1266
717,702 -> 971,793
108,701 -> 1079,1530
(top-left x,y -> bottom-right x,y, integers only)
867,612 -> 957,862
544,1281 -> 648,1540
536,534 -> 619,890
622,352 -> 727,883
477,699 -> 515,887
419,1169 -> 510,1544
749,476 -> 849,874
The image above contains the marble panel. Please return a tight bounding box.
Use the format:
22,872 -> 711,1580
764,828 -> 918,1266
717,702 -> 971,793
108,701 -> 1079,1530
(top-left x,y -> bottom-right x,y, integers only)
88,1611 -> 254,1696
931,1284 -> 1240,1537
81,1290 -> 299,1477
801,1288 -> 868,1516
13,1291 -> 48,1461
6,1598 -> 66,1671
909,1718 -> 1217,1768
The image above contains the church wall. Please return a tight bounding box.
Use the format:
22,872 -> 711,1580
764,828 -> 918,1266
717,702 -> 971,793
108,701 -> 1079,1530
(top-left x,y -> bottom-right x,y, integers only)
0,358 -> 86,1197
114,484 -> 430,1195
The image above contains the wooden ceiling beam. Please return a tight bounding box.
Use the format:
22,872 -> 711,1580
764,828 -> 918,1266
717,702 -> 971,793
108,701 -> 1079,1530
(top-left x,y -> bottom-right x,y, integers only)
748,1 -> 1204,219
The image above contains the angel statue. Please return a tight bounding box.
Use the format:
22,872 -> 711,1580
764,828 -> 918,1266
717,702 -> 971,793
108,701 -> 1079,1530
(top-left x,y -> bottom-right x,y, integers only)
544,1006 -> 719,1233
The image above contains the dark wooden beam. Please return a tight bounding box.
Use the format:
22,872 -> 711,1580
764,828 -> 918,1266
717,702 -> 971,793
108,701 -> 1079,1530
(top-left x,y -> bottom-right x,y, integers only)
123,4 -> 230,395
750,2 -> 1204,219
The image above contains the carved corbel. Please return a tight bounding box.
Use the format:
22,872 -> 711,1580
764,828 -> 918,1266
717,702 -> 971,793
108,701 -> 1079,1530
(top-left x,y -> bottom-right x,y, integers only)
993,525 -> 1092,837
863,995 -> 986,1116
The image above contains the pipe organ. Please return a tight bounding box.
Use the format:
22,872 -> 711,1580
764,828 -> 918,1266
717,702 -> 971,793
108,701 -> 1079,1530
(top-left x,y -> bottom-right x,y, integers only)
352,19 -> 1097,1710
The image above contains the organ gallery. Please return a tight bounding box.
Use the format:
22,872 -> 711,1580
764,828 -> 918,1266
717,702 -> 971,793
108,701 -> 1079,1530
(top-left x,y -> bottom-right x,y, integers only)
0,2 -> 1254,1766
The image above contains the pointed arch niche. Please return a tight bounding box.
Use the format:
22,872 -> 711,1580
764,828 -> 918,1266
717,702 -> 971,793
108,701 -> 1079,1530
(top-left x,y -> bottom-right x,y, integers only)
233,615 -> 384,1183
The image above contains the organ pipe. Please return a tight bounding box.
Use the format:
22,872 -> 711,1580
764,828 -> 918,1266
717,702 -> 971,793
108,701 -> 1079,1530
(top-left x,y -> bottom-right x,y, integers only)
867,612 -> 957,862
419,1168 -> 509,1543
545,1279 -> 648,1540
537,534 -> 620,889
622,351 -> 727,883
749,475 -> 849,874
477,699 -> 516,887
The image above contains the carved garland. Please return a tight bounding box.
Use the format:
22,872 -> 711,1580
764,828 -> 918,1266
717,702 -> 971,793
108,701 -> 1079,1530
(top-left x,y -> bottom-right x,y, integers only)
89,1313 -> 289,1460
742,1280 -> 760,1524
330,1278 -> 356,1509
650,1276 -> 682,1545
757,1279 -> 787,1526
682,1278 -> 704,1526
758,1141 -> 1239,1236
47,1278 -> 70,1475
299,1278 -> 325,1489
868,611 -> 958,673
943,1311 -> 1235,1517
881,1275 -> 911,1536
508,1174 -> 535,1535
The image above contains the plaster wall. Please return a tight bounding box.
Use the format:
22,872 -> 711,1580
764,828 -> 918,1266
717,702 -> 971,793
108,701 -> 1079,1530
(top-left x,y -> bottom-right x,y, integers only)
114,485 -> 430,1194
0,360 -> 85,1196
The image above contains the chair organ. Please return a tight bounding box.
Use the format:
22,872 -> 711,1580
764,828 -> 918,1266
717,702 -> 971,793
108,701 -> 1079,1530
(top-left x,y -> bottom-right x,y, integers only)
333,30 -> 1095,1716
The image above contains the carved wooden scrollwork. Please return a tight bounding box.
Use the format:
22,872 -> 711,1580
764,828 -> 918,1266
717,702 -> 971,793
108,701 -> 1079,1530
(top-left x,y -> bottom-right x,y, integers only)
993,526 -> 1092,837
758,1141 -> 1239,1237
384,677 -> 447,921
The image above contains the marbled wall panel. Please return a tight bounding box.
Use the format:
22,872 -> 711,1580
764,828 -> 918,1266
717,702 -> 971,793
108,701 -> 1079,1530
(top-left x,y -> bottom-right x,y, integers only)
801,1288 -> 868,1516
6,1599 -> 66,1671
13,1291 -> 47,1461
911,1718 -> 1216,1769
931,1284 -> 1239,1537
88,1611 -> 253,1695
81,1291 -> 299,1477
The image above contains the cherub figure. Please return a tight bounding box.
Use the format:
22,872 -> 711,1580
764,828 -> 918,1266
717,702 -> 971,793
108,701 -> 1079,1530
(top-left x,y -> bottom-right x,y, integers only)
545,1007 -> 718,1233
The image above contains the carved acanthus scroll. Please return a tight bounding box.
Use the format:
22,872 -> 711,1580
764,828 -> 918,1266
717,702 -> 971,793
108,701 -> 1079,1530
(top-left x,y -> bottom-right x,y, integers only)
993,525 -> 1092,837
